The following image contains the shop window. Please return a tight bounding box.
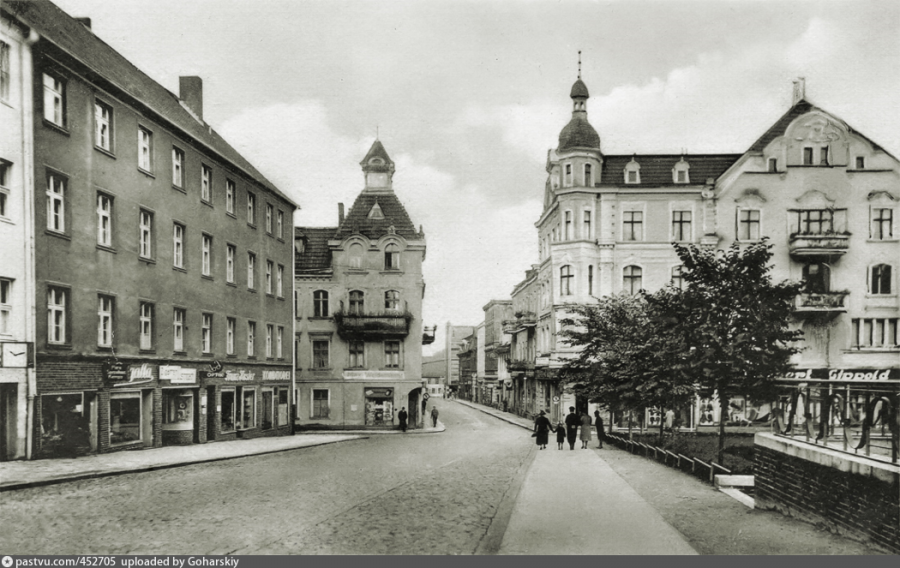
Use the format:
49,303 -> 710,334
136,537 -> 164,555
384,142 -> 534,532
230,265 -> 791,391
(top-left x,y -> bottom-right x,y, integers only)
349,340 -> 365,368
870,264 -> 892,295
277,388 -> 289,425
221,389 -> 236,432
241,388 -> 256,429
40,393 -> 89,456
313,290 -> 329,317
261,389 -> 274,430
312,389 -> 329,419
163,391 -> 193,426
110,392 -> 141,446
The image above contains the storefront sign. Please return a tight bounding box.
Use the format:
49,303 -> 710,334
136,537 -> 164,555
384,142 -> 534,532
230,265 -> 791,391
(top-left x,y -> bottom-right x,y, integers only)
103,360 -> 128,383
343,370 -> 405,380
365,388 -> 393,398
783,368 -> 899,382
130,363 -> 154,381
225,370 -> 256,381
201,370 -> 227,379
262,370 -> 290,381
160,366 -> 197,384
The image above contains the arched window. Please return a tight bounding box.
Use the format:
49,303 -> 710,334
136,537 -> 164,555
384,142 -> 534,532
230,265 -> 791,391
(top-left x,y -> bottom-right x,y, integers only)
623,266 -> 642,294
384,243 -> 400,270
349,290 -> 364,315
348,243 -> 364,269
871,264 -> 892,295
385,290 -> 400,311
313,290 -> 329,318
560,265 -> 573,296
584,163 -> 593,186
671,266 -> 684,290
564,163 -> 572,187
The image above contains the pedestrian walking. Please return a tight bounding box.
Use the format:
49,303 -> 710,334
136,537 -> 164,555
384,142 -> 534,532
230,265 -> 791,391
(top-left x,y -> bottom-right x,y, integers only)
431,406 -> 440,428
398,407 -> 408,432
422,397 -> 427,416
564,407 -> 580,450
580,411 -> 592,449
533,410 -> 552,450
555,421 -> 566,450
594,410 -> 605,449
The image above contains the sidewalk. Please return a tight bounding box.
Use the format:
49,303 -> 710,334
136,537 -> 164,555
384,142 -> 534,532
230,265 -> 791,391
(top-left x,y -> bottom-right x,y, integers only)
457,399 -> 696,554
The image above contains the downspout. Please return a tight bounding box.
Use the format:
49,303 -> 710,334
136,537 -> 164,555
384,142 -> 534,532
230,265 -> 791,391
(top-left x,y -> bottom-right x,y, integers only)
23,27 -> 40,460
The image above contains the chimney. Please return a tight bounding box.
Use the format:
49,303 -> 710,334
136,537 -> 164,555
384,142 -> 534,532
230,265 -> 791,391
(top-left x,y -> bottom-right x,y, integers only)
179,76 -> 203,121
792,77 -> 806,106
338,203 -> 345,224
75,17 -> 92,29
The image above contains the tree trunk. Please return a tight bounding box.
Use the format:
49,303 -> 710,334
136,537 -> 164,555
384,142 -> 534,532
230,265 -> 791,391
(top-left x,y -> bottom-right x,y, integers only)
628,410 -> 633,441
659,407 -> 665,446
718,394 -> 728,465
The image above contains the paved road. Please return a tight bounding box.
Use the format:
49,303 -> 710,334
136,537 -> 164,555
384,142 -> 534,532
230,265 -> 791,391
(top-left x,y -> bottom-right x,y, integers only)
0,401 -> 532,555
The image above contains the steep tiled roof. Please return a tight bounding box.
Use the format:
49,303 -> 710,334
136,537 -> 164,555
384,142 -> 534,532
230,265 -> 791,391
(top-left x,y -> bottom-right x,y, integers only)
598,154 -> 741,187
7,0 -> 295,207
334,192 -> 420,240
360,140 -> 394,172
295,227 -> 336,274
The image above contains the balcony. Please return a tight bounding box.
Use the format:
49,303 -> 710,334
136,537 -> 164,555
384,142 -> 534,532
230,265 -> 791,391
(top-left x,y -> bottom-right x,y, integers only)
507,360 -> 534,372
333,310 -> 412,340
793,292 -> 848,317
422,325 -> 436,345
516,312 -> 537,328
502,319 -> 518,335
788,233 -> 850,259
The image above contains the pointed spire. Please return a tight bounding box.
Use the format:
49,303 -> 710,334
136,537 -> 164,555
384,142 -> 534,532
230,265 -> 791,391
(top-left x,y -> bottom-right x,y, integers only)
577,50 -> 582,80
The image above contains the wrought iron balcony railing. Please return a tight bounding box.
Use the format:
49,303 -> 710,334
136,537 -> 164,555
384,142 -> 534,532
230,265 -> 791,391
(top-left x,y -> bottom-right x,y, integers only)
333,310 -> 412,340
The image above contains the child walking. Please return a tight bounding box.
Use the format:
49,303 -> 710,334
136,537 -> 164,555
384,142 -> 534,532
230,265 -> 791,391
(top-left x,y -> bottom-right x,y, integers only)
556,422 -> 566,450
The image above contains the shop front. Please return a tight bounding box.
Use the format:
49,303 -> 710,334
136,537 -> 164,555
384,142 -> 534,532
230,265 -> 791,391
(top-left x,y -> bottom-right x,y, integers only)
202,363 -> 292,442
159,365 -> 200,445
105,361 -> 156,452
365,387 -> 394,426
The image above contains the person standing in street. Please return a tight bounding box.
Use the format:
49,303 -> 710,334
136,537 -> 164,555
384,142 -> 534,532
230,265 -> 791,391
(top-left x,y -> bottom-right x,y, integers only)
580,411 -> 592,449
564,407 -> 580,450
594,410 -> 605,449
533,410 -> 552,450
556,421 -> 566,450
398,407 -> 408,432
431,406 -> 440,428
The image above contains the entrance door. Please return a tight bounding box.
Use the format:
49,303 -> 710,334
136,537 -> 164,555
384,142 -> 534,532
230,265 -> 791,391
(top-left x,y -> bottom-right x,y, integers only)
207,387 -> 217,440
0,384 -> 14,460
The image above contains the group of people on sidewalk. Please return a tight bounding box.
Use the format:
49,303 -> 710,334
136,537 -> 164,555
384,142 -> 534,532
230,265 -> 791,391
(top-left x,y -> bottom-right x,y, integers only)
533,407 -> 604,451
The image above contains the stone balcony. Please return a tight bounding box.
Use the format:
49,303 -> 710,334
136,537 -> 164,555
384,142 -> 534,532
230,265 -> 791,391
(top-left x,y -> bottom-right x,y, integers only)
793,292 -> 849,317
788,233 -> 850,259
502,319 -> 518,335
333,310 -> 412,340
422,325 -> 436,345
517,312 -> 537,328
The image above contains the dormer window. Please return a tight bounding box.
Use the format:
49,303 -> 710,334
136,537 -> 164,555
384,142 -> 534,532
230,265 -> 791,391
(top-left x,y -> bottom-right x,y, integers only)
855,156 -> 865,170
624,158 -> 641,185
676,170 -> 686,183
819,146 -> 829,166
803,146 -> 829,166
672,157 -> 690,184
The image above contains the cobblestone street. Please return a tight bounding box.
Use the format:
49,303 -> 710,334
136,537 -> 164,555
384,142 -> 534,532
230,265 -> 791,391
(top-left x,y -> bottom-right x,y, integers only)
0,402 -> 533,555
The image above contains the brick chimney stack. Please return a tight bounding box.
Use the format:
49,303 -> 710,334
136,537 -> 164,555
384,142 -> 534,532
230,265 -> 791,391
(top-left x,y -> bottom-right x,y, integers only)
75,17 -> 91,29
792,77 -> 806,106
338,203 -> 345,224
179,76 -> 203,121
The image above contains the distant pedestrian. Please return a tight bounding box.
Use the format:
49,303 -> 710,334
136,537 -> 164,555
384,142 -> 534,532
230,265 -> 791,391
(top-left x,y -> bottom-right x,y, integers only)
594,410 -> 605,449
431,406 -> 440,428
422,397 -> 427,416
564,407 -> 580,450
533,410 -> 552,450
665,408 -> 675,431
580,411 -> 592,449
398,407 -> 408,432
555,421 -> 566,450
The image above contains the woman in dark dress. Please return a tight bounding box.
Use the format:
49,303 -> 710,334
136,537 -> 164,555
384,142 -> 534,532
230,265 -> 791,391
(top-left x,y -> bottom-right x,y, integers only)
533,410 -> 553,450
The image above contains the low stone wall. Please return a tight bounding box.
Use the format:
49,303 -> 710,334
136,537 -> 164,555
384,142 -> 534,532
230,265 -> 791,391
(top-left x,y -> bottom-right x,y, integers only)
754,432 -> 900,553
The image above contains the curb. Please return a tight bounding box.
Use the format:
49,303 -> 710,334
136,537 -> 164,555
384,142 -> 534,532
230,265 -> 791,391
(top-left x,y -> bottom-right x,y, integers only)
294,422 -> 446,435
0,436 -> 365,492
454,400 -> 532,431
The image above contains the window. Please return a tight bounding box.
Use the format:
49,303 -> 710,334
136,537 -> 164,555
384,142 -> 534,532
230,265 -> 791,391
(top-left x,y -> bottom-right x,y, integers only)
266,324 -> 274,358
47,287 -> 67,344
627,170 -> 638,184
588,265 -> 593,296
313,290 -> 329,317
870,264 -> 892,295
226,317 -> 235,355
247,252 -> 256,289
201,313 -> 212,353
46,174 -> 65,233
564,211 -> 572,240
819,146 -> 829,166
221,389 -> 236,432
856,156 -> 866,170
202,234 -> 212,276
97,295 -> 114,347
247,321 -> 256,356
871,208 -> 893,240
802,263 -> 830,294
277,265 -> 284,298
738,209 -> 761,241
173,308 -> 185,352
140,302 -> 154,350
584,163 -> 592,186
623,266 -> 642,294
266,260 -> 273,294
94,100 -> 112,151
312,389 -> 329,418
767,158 -> 777,172
138,127 -> 152,172
384,243 -> 400,270
564,163 -> 572,186
560,265 -> 573,296
583,210 -> 591,240
672,211 -> 692,242
803,147 -> 814,165
0,160 -> 9,219
349,290 -> 364,315
109,392 -> 141,446
226,244 -> 235,283
247,192 -> 256,225
385,341 -> 400,368
384,290 -> 400,311
851,318 -> 898,349
42,73 -> 65,126
201,165 -> 212,203
676,169 -> 687,183
0,279 -> 11,334
623,211 -> 643,241
172,148 -> 184,188
797,210 -> 833,234
266,203 -> 273,234
139,210 -> 153,259
349,340 -> 365,368
0,42 -> 9,102
97,194 -> 113,247
349,243 -> 364,269
241,388 -> 256,429
226,179 -> 235,214
173,224 -> 185,269
671,265 -> 684,289
313,340 -> 329,369
276,326 -> 283,358
277,210 -> 284,239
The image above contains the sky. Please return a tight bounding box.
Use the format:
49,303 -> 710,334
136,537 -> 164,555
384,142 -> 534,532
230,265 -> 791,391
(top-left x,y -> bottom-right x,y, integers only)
52,0 -> 900,354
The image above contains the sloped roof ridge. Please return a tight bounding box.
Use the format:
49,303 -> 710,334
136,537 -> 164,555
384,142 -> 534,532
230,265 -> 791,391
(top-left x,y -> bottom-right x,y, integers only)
334,190 -> 419,240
